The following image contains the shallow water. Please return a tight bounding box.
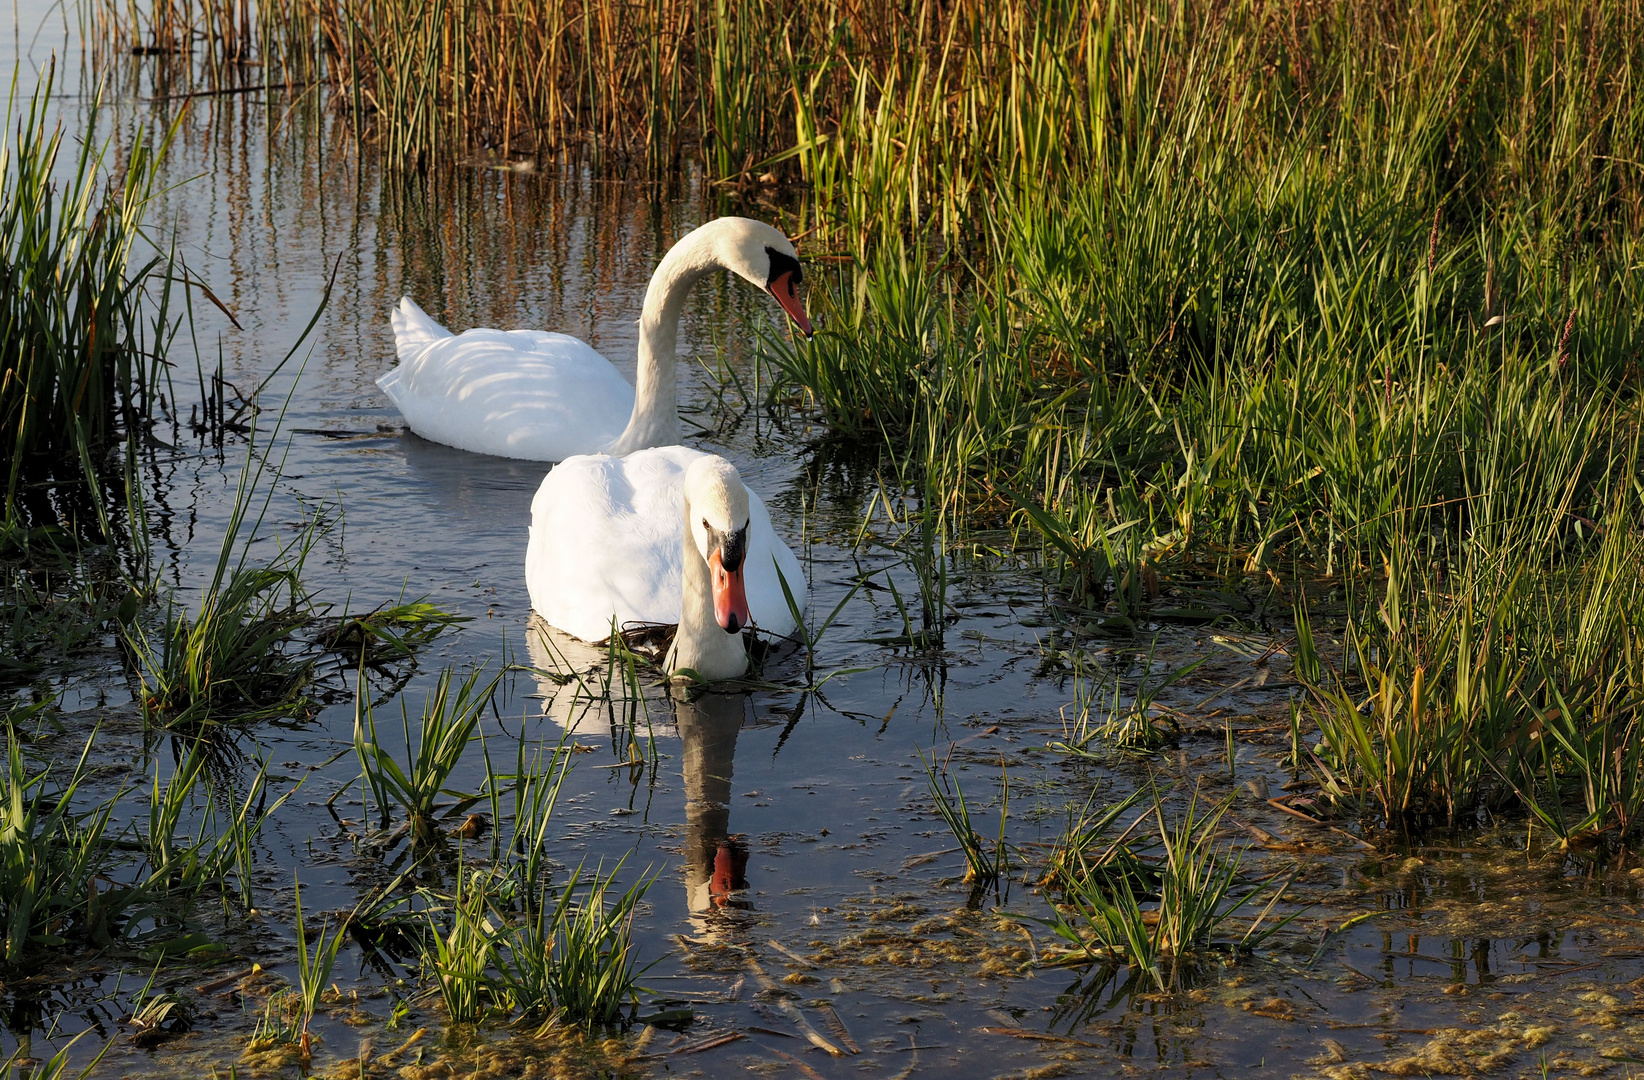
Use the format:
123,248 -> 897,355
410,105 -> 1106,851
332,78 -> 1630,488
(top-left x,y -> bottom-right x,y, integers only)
8,14 -> 1644,1080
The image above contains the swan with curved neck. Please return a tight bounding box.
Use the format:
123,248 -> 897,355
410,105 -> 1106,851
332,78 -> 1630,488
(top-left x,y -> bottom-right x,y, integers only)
378,217 -> 811,462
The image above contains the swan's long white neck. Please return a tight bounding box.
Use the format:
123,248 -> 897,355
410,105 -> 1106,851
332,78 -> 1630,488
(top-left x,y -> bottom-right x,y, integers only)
666,490 -> 750,681
605,228 -> 723,456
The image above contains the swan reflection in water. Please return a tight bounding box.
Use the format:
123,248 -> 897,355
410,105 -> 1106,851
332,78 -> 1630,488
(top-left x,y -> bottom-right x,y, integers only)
525,618 -> 755,923
675,689 -> 753,918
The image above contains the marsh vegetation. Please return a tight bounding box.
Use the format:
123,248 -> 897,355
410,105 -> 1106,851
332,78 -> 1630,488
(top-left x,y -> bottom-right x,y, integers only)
7,0 -> 1644,1076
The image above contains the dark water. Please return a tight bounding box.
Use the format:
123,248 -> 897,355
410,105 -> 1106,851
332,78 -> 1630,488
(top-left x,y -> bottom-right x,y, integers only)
8,10 -> 1644,1079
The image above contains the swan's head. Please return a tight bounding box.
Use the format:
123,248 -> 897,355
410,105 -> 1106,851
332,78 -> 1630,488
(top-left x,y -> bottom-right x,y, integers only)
686,456 -> 753,635
710,218 -> 814,338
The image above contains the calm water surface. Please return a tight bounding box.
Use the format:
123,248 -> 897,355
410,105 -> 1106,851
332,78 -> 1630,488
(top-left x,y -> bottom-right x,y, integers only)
8,10 -> 1644,1078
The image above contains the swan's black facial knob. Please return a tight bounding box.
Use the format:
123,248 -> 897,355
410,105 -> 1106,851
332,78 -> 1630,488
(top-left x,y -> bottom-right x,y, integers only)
706,521 -> 752,633
765,248 -> 813,337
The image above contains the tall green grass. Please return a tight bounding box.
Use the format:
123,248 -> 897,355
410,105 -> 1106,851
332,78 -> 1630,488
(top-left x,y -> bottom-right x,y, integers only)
92,1 -> 1644,255
742,0 -> 1644,841
1,69 -> 180,522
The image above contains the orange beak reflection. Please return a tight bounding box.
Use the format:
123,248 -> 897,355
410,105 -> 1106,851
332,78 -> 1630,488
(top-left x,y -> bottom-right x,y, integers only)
768,271 -> 813,338
709,549 -> 751,633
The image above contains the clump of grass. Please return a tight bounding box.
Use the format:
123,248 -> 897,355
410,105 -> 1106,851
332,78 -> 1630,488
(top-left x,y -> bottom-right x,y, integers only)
125,962 -> 193,1047
245,883 -> 349,1058
495,858 -> 653,1026
1303,505 -> 1644,842
131,562 -> 317,727
355,665 -> 501,844
1038,787 -> 1151,899
122,459 -> 330,729
0,728 -> 125,968
399,745 -> 654,1028
135,742 -> 297,912
1032,785 -> 1300,990
293,880 -> 347,1053
425,868 -> 501,1022
0,66 -> 181,519
316,599 -> 471,665
918,747 -> 1009,889
1049,642 -> 1202,757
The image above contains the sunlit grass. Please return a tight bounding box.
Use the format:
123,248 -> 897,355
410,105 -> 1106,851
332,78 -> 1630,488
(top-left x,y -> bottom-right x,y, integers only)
355,665 -> 501,844
1033,785 -> 1301,989
1,66 -> 181,521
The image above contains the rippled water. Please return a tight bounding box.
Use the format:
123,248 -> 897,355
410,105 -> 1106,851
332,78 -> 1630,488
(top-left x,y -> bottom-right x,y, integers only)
9,8 -> 1644,1078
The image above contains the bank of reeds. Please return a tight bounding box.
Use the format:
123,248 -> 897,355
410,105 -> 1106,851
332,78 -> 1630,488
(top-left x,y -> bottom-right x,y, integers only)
1,69 -> 180,523
735,1 -> 1644,840
97,1 -> 1644,248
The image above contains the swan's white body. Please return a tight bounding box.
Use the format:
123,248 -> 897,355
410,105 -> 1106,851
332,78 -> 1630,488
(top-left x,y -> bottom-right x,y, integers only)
526,446 -> 806,648
377,217 -> 810,462
378,310 -> 633,460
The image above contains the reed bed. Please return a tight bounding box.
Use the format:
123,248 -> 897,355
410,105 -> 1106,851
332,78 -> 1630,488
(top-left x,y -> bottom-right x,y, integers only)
0,69 -> 179,521
733,0 -> 1644,839
99,0 -> 1644,250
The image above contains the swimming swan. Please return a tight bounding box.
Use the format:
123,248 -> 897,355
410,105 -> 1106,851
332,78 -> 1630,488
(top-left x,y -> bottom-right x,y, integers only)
526,446 -> 805,650
378,217 -> 812,461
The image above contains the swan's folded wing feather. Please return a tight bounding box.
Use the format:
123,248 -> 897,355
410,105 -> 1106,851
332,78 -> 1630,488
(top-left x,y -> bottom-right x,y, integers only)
385,330 -> 634,461
526,446 -> 807,641
527,450 -> 694,641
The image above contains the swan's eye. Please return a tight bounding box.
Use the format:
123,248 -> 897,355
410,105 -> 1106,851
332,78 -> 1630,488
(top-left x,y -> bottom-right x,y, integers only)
702,518 -> 710,532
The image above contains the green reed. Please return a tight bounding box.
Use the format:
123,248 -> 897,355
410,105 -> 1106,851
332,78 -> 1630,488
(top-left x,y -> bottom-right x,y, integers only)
355,665 -> 501,842
0,728 -> 124,969
1,67 -> 180,521
495,857 -> 652,1025
918,748 -> 1009,888
1033,786 -> 1299,989
735,1 -> 1644,842
0,720 -> 295,970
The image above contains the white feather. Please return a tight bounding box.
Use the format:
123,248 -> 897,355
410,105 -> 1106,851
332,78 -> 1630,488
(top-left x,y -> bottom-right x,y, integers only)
526,446 -> 806,642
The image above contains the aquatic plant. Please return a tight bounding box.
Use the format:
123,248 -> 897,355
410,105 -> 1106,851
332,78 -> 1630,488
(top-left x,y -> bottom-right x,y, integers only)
499,738 -> 576,910
495,858 -> 653,1026
1049,642 -> 1202,757
355,665 -> 501,842
125,962 -> 193,1046
1034,786 -> 1299,989
293,880 -> 347,1051
0,66 -> 181,520
1039,786 -> 1151,899
317,599 -> 471,664
919,748 -> 1009,888
1,1030 -> 111,1077
122,465 -> 329,729
134,742 -> 298,911
0,729 -> 126,968
425,868 -> 501,1022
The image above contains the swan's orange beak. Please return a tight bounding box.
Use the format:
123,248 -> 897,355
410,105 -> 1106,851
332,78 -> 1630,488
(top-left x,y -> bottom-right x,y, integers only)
709,550 -> 751,634
768,271 -> 813,338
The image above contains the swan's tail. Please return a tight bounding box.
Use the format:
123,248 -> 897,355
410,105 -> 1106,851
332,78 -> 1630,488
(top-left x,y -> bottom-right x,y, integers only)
390,296 -> 452,363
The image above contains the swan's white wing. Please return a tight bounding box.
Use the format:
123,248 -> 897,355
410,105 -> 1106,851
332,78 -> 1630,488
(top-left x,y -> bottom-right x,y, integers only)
525,446 -> 807,641
526,447 -> 697,641
378,329 -> 633,461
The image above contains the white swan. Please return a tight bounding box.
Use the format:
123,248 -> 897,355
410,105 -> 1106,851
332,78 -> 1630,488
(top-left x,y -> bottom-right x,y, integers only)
526,447 -> 805,651
377,217 -> 811,461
